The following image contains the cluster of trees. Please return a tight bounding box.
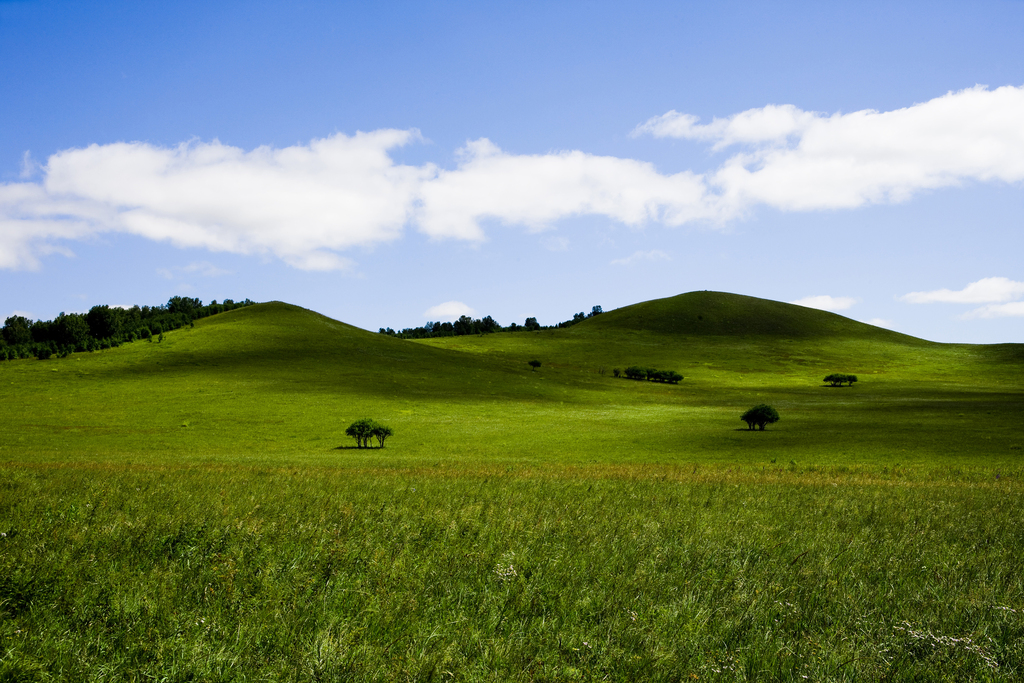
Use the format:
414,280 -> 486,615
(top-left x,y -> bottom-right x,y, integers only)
741,404 -> 780,431
823,373 -> 858,387
0,297 -> 255,361
378,306 -> 604,339
345,419 -> 393,448
617,366 -> 684,384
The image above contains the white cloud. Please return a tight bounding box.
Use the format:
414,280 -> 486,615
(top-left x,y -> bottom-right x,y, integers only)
2,84 -> 1023,271
637,84 -> 1024,211
0,130 -> 429,271
962,302 -> 1024,318
900,276 -> 1024,304
424,300 -> 475,321
633,104 -> 818,149
415,138 -> 713,240
610,249 -> 670,266
790,295 -> 856,311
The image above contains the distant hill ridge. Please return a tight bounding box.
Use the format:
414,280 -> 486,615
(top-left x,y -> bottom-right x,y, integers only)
573,291 -> 926,343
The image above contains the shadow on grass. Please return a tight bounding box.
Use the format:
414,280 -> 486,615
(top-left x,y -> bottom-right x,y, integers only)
333,445 -> 386,450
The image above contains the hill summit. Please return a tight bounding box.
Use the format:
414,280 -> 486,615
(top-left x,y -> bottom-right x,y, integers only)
577,291 -> 922,342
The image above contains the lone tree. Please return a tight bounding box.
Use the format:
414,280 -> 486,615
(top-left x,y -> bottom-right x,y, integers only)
372,423 -> 393,448
346,419 -> 394,448
528,360 -> 541,371
823,373 -> 858,387
346,418 -> 376,448
741,404 -> 780,431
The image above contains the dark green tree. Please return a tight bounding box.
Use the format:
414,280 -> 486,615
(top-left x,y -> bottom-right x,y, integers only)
824,373 -> 858,387
741,404 -> 780,431
53,313 -> 90,350
624,366 -> 646,380
167,296 -> 202,316
372,423 -> 394,448
528,360 -> 541,371
3,316 -> 32,346
86,305 -> 122,340
454,315 -> 475,336
524,317 -> 540,331
345,418 -> 377,448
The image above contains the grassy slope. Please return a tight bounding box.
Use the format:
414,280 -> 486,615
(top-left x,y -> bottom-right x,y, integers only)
1,292 -> 1021,469
415,291 -> 1024,469
3,293 -> 1024,681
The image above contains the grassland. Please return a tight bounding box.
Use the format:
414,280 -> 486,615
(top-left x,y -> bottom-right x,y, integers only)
1,292 -> 1023,681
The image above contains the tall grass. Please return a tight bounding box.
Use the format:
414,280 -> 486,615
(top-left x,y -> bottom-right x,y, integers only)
2,463 -> 1023,681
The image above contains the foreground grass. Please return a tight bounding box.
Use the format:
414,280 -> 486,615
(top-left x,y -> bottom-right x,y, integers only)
2,463 -> 1023,681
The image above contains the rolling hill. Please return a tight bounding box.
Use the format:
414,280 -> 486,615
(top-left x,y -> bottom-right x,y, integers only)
0,291 -> 1021,469
575,290 -> 925,342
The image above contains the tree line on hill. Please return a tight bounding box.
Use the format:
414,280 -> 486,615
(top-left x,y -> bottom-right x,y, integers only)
1,297 -> 255,360
617,366 -> 684,384
378,306 -> 604,339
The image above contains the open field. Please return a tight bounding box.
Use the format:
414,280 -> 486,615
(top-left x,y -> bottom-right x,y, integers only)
2,293 -> 1023,680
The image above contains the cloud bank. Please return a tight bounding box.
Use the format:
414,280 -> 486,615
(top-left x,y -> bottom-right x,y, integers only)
901,277 -> 1024,318
2,85 -> 1023,270
635,84 -> 1024,212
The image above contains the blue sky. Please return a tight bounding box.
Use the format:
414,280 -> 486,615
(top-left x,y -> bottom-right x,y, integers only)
2,0 -> 1023,342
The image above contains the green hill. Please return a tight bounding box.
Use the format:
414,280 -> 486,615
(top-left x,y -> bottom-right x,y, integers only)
575,290 -> 925,342
1,292 -> 1021,469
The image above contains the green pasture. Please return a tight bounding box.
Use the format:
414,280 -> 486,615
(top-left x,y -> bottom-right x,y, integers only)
1,295 -> 1022,469
2,292 -> 1023,680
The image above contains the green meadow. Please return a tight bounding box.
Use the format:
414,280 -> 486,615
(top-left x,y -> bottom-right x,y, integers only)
2,292 -> 1023,681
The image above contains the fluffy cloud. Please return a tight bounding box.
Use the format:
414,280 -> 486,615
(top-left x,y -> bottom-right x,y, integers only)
2,85 -> 1023,270
633,104 -> 818,149
901,277 -> 1024,318
1,132 -> 712,270
1,130 -> 429,270
637,84 -> 1024,211
416,138 -> 712,240
610,249 -> 671,266
789,295 -> 856,311
900,277 -> 1024,304
424,300 -> 475,321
